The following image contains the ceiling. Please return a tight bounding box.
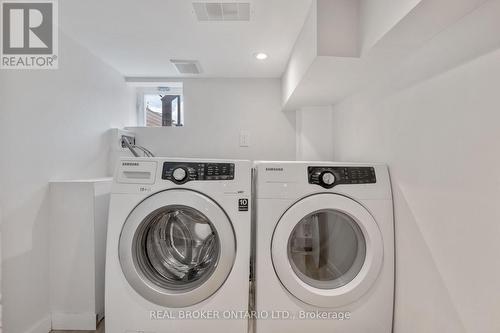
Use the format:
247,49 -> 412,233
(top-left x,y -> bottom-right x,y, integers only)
60,0 -> 312,78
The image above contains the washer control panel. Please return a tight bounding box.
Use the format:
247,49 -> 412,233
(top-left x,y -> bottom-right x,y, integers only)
162,162 -> 235,184
308,166 -> 376,188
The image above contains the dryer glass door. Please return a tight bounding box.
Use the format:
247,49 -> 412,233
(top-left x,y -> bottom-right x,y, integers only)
272,194 -> 384,308
119,189 -> 236,308
288,209 -> 366,290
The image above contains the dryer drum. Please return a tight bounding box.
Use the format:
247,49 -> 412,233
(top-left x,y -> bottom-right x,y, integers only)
287,209 -> 366,290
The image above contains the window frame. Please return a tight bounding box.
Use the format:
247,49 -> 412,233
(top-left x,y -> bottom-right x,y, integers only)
136,84 -> 184,127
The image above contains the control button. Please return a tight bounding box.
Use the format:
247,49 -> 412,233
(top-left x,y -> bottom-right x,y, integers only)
312,170 -> 323,179
321,172 -> 336,186
172,168 -> 187,182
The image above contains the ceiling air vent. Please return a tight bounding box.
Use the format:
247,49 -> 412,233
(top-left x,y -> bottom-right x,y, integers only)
193,2 -> 251,21
170,59 -> 202,74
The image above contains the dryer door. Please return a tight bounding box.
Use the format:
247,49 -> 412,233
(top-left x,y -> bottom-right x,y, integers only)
119,189 -> 236,308
271,193 -> 383,308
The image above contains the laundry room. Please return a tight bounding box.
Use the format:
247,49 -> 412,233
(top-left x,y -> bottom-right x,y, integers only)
0,1 -> 499,333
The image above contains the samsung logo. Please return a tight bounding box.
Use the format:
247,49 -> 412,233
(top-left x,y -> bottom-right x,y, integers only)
265,167 -> 284,172
122,162 -> 139,166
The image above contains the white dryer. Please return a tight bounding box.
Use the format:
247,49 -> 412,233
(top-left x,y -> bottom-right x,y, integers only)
254,161 -> 394,333
106,158 -> 251,333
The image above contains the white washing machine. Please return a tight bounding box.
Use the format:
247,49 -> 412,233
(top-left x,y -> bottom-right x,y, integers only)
254,161 -> 394,333
106,158 -> 251,333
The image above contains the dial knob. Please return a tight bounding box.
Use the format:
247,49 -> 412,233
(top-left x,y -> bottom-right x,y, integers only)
172,168 -> 187,182
321,172 -> 336,186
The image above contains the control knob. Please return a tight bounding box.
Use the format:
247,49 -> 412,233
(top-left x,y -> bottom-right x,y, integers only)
172,168 -> 187,182
321,172 -> 336,186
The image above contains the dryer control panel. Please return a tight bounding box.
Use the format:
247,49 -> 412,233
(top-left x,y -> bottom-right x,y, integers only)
308,166 -> 376,189
162,162 -> 235,184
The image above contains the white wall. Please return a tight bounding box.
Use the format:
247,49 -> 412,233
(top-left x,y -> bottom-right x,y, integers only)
129,78 -> 296,161
317,0 -> 360,57
0,207 -> 2,332
296,106 -> 333,161
331,47 -> 500,333
0,32 -> 135,333
282,0 -> 318,105
360,0 -> 422,52
282,0 -> 361,108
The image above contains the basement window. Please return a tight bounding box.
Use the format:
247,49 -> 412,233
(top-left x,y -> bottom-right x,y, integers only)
136,84 -> 184,127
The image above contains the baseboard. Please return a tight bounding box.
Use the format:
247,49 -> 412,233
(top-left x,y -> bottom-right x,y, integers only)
51,312 -> 97,331
25,316 -> 51,333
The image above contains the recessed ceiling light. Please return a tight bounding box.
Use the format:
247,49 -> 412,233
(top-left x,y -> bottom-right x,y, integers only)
254,52 -> 268,60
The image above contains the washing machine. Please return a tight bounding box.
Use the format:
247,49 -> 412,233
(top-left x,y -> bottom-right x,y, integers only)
106,158 -> 252,333
254,161 -> 394,333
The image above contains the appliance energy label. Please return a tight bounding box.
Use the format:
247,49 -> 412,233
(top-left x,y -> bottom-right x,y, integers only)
238,198 -> 249,211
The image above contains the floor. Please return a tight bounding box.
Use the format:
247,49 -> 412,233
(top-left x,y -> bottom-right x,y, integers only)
51,320 -> 104,333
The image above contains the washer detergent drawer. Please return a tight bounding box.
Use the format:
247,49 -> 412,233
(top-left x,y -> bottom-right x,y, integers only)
117,160 -> 157,184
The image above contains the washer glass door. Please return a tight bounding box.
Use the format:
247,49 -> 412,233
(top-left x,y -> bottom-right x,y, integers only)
119,189 -> 236,308
135,205 -> 219,292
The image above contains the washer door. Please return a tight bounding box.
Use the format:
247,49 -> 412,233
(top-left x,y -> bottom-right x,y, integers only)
119,189 -> 236,308
271,194 -> 383,308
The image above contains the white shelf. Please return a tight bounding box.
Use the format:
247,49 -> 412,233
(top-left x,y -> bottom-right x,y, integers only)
49,178 -> 112,331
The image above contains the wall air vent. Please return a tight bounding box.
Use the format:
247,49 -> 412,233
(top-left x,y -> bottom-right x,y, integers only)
192,2 -> 251,21
170,59 -> 202,74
